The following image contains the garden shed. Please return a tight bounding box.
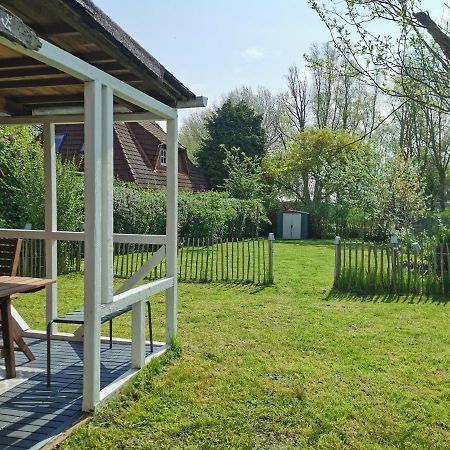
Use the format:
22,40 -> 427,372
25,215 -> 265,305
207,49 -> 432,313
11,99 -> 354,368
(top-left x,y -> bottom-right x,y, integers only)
276,211 -> 310,240
0,0 -> 205,447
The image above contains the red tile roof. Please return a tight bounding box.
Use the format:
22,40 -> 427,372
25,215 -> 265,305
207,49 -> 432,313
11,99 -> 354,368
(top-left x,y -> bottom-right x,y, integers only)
55,122 -> 208,191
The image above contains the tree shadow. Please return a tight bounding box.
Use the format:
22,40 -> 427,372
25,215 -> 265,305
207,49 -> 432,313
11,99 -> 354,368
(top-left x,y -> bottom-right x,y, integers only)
182,279 -> 271,294
275,239 -> 334,248
326,288 -> 449,305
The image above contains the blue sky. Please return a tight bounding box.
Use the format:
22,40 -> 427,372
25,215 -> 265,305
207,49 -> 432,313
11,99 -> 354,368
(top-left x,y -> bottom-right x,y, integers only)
95,0 -> 447,124
95,0 -> 328,122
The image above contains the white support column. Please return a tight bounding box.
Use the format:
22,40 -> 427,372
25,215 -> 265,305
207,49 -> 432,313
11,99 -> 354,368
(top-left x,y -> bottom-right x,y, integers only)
101,85 -> 114,304
165,116 -> 178,344
43,122 -> 58,334
82,80 -> 103,412
131,302 -> 145,368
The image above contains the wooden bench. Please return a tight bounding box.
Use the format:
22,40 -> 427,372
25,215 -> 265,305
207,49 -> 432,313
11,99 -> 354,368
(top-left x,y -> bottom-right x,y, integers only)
46,301 -> 153,385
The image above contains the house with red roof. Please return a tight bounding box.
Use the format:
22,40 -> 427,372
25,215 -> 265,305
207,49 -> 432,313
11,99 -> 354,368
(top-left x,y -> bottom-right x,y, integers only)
55,121 -> 208,191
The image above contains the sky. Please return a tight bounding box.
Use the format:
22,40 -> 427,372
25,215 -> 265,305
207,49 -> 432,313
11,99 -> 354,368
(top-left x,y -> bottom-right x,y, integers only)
94,0 -> 328,124
95,0 -> 447,125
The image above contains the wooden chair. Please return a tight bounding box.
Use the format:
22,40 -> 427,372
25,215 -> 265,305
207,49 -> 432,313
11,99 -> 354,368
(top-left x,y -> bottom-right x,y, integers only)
0,238 -> 35,362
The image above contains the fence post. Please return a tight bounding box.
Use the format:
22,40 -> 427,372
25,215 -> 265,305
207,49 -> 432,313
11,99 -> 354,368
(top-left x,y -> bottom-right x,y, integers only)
390,234 -> 399,292
412,242 -> 421,294
334,236 -> 341,287
268,233 -> 275,284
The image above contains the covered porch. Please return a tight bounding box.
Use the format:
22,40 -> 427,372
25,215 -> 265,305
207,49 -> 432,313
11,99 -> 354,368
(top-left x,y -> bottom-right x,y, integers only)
0,338 -> 164,449
0,1 -> 205,446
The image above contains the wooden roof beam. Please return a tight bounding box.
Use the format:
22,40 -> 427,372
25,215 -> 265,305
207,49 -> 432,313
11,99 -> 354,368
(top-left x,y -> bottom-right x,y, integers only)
0,96 -> 26,115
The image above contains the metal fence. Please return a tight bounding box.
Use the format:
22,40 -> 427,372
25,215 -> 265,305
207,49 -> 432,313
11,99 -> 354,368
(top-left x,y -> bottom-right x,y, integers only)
16,236 -> 274,285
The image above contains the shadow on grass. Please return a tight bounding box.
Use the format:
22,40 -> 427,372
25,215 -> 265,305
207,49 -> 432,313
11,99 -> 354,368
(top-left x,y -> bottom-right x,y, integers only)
181,279 -> 270,294
326,288 -> 449,305
275,239 -> 334,248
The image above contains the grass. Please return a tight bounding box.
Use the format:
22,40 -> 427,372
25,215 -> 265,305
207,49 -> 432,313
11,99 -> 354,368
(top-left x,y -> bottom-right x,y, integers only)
14,240 -> 450,449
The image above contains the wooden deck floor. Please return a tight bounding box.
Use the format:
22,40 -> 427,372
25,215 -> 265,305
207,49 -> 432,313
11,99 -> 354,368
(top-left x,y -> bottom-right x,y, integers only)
0,338 -> 160,450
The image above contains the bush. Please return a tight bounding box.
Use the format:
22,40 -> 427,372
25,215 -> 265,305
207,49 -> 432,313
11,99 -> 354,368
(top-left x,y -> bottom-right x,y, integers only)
0,126 -> 84,231
113,183 -> 269,239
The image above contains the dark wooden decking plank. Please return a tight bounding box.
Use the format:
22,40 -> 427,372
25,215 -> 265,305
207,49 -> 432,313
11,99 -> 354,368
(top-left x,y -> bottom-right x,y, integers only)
0,337 -> 159,450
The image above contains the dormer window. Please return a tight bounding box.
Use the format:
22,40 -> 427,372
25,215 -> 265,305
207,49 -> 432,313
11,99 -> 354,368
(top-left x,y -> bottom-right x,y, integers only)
160,145 -> 167,166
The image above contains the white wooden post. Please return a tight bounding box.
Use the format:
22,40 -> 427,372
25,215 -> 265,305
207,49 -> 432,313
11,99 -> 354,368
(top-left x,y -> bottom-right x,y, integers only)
131,301 -> 145,368
82,80 -> 102,411
43,122 -> 58,334
101,85 -> 114,305
165,116 -> 178,344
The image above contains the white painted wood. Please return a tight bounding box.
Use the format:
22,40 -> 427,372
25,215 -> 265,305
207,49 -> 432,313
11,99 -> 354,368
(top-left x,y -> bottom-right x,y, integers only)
115,246 -> 166,295
0,111 -> 162,125
0,229 -> 166,245
131,301 -> 145,368
165,117 -> 178,344
113,234 -> 167,245
0,36 -> 176,120
43,122 -> 58,334
101,85 -> 114,305
32,105 -> 130,116
11,306 -> 30,332
106,277 -> 174,314
98,344 -> 169,404
82,80 -> 103,412
0,229 -> 83,240
23,329 -> 165,347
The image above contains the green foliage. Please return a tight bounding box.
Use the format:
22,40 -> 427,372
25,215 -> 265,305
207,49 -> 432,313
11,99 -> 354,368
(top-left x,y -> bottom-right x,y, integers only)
113,183 -> 269,239
265,127 -> 428,238
0,126 -> 84,231
198,100 -> 266,189
372,155 -> 428,237
222,148 -> 265,200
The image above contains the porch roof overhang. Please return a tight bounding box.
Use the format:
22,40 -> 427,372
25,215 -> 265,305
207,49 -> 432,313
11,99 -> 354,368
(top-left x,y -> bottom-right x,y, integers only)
0,0 -> 206,119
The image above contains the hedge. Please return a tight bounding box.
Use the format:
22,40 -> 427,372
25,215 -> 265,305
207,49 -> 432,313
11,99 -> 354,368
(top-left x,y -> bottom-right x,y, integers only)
113,183 -> 269,239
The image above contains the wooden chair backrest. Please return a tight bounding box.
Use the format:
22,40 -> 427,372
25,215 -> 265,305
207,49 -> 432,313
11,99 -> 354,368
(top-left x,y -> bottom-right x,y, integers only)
0,238 -> 23,276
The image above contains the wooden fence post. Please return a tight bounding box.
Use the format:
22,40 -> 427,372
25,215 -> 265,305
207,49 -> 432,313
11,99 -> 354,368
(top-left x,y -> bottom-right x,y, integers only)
334,236 -> 341,287
390,234 -> 399,293
268,233 -> 275,284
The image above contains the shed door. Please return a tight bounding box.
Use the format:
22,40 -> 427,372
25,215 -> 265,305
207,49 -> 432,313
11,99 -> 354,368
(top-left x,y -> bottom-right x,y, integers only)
292,214 -> 302,239
283,214 -> 302,239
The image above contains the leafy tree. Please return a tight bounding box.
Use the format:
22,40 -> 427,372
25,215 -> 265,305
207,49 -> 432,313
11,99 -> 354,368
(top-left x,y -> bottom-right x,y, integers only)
309,0 -> 450,112
264,127 -> 376,235
373,155 -> 428,235
224,86 -> 283,152
197,100 -> 266,189
178,109 -> 211,163
222,147 -> 265,200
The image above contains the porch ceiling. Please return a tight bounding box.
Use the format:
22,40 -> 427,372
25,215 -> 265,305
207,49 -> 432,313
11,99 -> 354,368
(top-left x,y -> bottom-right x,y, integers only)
0,0 -> 197,116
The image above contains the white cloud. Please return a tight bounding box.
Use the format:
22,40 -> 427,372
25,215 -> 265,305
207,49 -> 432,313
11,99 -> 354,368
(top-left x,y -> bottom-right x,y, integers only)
240,46 -> 266,62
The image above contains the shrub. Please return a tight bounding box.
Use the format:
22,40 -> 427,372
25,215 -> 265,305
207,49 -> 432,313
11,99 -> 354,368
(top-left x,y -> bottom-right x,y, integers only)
113,183 -> 269,239
0,126 -> 84,231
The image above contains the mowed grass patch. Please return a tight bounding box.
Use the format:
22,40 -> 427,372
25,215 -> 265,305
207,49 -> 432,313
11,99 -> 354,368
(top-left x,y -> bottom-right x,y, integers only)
14,240 -> 450,449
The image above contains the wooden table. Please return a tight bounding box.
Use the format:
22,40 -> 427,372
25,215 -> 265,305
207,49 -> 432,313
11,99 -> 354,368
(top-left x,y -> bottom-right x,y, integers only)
0,276 -> 56,378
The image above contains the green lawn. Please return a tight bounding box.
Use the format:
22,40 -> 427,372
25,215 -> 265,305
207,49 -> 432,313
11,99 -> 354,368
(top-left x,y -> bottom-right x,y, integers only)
15,241 -> 450,449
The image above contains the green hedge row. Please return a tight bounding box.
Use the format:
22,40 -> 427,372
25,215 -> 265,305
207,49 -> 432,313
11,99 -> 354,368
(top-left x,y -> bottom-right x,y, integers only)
113,183 -> 269,239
